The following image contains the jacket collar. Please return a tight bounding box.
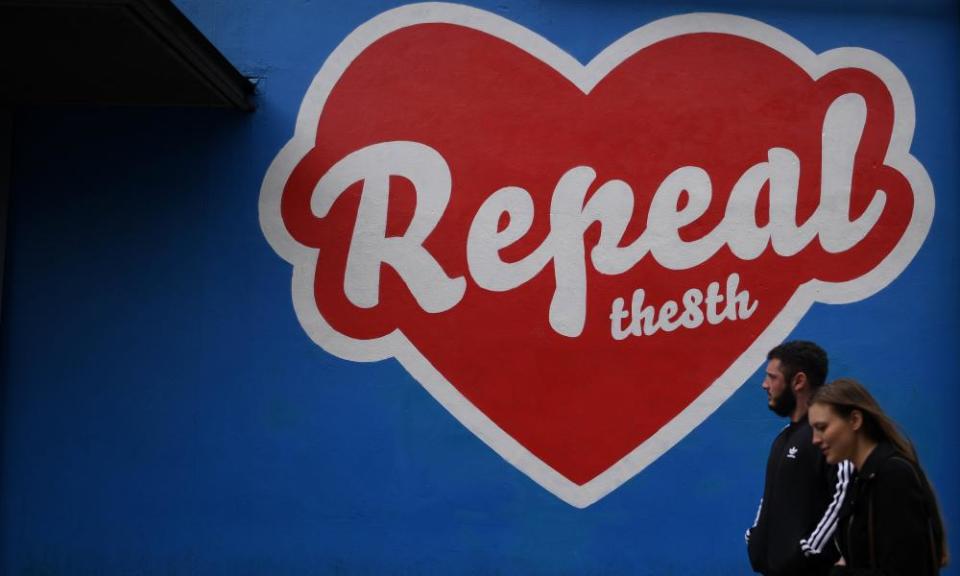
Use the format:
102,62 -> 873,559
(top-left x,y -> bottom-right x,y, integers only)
857,441 -> 898,480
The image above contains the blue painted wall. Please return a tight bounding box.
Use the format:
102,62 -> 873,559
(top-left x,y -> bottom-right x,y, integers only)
1,1 -> 957,573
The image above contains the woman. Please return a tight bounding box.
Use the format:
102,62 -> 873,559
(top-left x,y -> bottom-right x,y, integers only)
808,378 -> 948,575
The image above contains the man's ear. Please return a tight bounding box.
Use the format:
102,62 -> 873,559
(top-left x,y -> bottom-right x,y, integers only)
792,371 -> 808,393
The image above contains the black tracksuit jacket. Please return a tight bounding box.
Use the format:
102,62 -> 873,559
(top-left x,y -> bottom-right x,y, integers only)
747,419 -> 851,576
830,442 -> 944,576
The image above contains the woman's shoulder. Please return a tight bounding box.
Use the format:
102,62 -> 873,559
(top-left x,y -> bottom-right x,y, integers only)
860,443 -> 920,483
872,450 -> 925,494
878,455 -> 920,481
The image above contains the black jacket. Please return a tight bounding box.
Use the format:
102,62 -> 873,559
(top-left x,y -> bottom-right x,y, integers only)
748,419 -> 850,576
831,442 -> 944,576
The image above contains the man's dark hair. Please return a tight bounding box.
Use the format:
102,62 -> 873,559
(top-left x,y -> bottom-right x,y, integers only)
767,340 -> 828,390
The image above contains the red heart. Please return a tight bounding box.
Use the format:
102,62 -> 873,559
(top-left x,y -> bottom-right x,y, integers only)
261,6 -> 930,506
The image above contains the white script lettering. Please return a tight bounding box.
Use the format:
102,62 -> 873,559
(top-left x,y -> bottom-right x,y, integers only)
608,273 -> 758,340
311,141 -> 466,312
312,94 -> 882,337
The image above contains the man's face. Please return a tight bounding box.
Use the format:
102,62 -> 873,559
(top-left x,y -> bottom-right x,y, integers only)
763,359 -> 795,417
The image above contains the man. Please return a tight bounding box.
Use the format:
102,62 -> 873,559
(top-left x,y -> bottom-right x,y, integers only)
746,340 -> 853,576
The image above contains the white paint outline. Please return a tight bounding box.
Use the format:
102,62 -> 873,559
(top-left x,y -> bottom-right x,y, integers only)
259,3 -> 934,508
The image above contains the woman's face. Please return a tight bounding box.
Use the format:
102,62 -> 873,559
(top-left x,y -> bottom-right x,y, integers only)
809,403 -> 859,465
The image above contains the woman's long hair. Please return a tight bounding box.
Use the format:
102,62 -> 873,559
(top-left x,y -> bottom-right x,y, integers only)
810,378 -> 948,567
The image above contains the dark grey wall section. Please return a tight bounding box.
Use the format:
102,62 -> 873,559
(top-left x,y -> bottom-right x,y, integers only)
0,107 -> 9,323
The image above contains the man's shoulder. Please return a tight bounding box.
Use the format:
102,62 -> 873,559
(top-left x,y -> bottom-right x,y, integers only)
765,420 -> 831,472
765,422 -> 794,453
778,419 -> 814,444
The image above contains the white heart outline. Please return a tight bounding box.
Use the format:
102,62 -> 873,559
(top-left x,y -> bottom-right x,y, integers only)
259,2 -> 934,508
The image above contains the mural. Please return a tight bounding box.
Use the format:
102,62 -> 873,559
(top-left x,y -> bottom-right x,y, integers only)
3,0 -> 957,573
260,4 -> 933,507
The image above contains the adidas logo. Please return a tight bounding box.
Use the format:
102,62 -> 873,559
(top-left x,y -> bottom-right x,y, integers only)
787,446 -> 798,459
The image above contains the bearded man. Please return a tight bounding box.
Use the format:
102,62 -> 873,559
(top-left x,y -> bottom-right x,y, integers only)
746,340 -> 853,575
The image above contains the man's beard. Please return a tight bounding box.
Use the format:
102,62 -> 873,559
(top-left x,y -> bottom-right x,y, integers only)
769,385 -> 797,417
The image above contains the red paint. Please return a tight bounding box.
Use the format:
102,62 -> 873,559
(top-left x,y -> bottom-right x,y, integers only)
280,25 -> 911,484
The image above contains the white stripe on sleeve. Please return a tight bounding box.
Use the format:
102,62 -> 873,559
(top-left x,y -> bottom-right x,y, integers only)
746,497 -> 763,544
801,460 -> 853,556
